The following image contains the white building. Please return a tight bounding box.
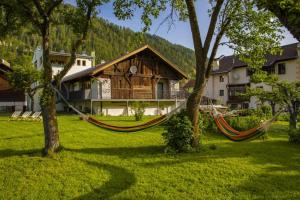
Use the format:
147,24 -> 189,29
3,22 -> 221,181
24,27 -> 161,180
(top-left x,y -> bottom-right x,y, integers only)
202,42 -> 300,109
30,47 -> 94,111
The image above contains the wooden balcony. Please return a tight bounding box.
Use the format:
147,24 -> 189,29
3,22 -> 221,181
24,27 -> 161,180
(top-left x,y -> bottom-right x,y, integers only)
0,89 -> 25,102
227,84 -> 249,103
68,89 -> 91,100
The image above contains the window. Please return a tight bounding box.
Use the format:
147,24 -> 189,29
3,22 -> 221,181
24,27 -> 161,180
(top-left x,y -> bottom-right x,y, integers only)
264,66 -> 275,74
278,63 -> 286,74
77,60 -> 81,66
82,60 -> 86,66
219,76 -> 224,82
219,89 -> 224,96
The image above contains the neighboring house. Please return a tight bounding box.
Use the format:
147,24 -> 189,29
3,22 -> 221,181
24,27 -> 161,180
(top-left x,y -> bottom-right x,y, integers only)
0,59 -> 25,112
204,42 -> 300,109
31,47 -> 94,111
61,45 -> 187,116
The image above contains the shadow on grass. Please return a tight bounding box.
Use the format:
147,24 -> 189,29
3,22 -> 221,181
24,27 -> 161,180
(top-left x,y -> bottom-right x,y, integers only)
0,134 -> 42,140
73,159 -> 136,200
229,167 -> 300,199
65,145 -> 165,158
0,148 -> 42,158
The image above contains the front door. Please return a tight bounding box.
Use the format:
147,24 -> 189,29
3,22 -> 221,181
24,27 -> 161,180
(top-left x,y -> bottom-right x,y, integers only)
157,82 -> 164,99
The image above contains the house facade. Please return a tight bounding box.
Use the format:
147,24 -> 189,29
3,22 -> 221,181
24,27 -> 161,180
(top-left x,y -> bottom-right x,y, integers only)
31,47 -> 94,111
204,42 -> 300,109
61,45 -> 187,116
0,59 -> 25,112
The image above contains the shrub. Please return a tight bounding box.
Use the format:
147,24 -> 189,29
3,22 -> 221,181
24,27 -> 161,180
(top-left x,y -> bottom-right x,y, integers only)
131,102 -> 147,121
288,128 -> 300,144
199,112 -> 217,134
162,110 -> 194,153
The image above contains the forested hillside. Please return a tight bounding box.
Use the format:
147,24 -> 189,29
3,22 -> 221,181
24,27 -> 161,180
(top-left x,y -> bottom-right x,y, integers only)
0,6 -> 195,75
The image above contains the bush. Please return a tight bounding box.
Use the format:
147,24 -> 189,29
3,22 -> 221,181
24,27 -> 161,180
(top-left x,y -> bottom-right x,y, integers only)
162,110 -> 194,153
199,112 -> 217,134
288,128 -> 300,144
131,102 -> 147,121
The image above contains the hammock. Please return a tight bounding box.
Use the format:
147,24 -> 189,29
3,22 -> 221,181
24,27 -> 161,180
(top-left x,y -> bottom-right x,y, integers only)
51,84 -> 185,132
209,103 -> 282,141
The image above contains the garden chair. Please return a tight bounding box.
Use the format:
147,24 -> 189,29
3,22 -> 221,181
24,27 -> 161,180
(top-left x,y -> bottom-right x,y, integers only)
9,111 -> 22,121
29,112 -> 42,121
18,111 -> 32,121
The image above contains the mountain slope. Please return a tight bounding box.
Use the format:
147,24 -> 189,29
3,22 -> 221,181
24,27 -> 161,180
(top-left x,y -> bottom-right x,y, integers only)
0,9 -> 195,75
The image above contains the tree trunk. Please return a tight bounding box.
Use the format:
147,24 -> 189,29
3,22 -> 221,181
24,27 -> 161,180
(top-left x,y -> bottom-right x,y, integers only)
186,86 -> 205,147
41,23 -> 60,155
28,93 -> 34,112
270,101 -> 275,116
289,112 -> 298,130
185,0 -> 208,148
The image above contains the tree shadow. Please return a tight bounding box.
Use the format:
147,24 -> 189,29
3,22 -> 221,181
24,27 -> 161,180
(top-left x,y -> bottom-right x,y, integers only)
72,159 -> 136,200
229,166 -> 300,199
64,145 -> 165,159
0,148 -> 42,158
0,134 -> 42,140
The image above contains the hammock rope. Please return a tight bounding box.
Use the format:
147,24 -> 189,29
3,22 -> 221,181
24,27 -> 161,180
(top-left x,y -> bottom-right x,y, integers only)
51,84 -> 186,132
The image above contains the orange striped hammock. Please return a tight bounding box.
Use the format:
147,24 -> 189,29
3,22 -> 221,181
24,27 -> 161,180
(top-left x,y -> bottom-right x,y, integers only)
211,111 -> 282,141
86,115 -> 168,132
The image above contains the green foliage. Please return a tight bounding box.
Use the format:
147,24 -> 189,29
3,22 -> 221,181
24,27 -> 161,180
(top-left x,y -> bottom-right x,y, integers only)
131,102 -> 147,121
7,60 -> 41,94
198,112 -> 217,134
288,128 -> 300,144
226,1 -> 283,69
162,110 -> 193,153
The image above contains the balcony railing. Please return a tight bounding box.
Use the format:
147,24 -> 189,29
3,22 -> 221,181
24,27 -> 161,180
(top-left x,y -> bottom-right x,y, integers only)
68,89 -> 91,100
0,89 -> 25,102
67,88 -> 187,100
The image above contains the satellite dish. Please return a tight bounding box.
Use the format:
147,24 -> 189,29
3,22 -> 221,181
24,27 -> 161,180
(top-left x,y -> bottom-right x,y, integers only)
129,65 -> 137,74
233,73 -> 240,80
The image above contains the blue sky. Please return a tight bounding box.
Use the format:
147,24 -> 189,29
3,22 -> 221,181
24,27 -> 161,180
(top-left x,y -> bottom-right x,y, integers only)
67,0 -> 298,56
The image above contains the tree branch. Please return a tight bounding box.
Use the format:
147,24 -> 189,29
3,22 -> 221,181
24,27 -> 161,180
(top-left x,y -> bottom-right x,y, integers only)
47,0 -> 63,16
33,0 -> 47,19
203,0 -> 224,56
55,2 -> 94,83
205,19 -> 230,78
16,0 -> 42,30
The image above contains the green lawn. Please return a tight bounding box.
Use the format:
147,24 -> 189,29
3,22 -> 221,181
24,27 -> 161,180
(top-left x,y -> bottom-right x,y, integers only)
0,115 -> 299,200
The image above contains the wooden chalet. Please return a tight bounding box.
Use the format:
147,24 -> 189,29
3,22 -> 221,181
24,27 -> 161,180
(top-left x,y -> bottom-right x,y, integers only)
0,60 -> 25,112
61,45 -> 188,115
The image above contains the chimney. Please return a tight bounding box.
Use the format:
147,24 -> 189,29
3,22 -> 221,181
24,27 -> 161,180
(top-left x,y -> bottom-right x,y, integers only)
91,51 -> 96,66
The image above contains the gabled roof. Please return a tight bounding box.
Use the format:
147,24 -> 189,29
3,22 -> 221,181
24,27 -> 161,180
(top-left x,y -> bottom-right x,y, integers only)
63,45 -> 187,82
212,43 -> 299,74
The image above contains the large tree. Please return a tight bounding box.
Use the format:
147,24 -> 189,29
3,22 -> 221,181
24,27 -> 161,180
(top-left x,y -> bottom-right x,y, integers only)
257,0 -> 300,41
115,0 -> 283,147
0,0 -> 106,155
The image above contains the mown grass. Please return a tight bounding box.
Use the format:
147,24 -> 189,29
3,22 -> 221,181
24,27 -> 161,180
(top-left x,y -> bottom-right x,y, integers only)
0,115 -> 299,200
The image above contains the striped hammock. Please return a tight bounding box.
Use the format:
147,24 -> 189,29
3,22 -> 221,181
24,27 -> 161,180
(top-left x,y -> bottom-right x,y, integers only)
210,106 -> 282,141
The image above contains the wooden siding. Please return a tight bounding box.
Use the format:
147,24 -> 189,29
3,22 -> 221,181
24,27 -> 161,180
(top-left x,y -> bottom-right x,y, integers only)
97,49 -> 180,99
